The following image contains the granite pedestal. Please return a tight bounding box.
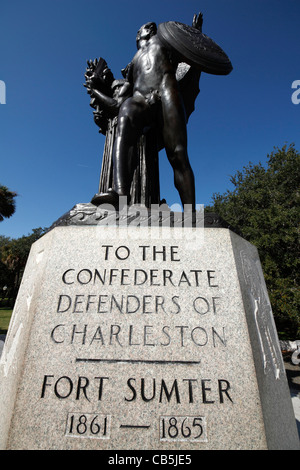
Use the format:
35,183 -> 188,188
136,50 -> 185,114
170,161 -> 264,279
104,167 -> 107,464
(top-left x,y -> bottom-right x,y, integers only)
0,209 -> 299,450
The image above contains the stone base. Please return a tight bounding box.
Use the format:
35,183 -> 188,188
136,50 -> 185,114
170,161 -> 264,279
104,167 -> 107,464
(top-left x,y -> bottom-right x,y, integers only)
0,222 -> 299,449
49,203 -> 239,231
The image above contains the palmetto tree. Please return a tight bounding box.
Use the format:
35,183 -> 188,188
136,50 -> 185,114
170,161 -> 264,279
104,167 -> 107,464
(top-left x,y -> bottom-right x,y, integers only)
0,185 -> 17,221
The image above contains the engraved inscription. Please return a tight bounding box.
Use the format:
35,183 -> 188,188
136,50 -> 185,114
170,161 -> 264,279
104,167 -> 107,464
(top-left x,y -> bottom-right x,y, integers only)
160,415 -> 207,442
65,412 -> 110,439
36,242 -> 237,445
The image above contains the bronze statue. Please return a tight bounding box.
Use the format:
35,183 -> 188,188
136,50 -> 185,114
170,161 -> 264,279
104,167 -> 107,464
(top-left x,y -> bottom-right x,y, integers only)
85,13 -> 232,211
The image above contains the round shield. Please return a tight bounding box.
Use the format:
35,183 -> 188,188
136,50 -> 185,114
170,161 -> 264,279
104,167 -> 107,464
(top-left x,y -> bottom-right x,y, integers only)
157,21 -> 233,75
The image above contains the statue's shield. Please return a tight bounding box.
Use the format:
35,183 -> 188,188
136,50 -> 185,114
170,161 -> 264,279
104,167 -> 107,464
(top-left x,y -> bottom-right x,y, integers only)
157,21 -> 233,75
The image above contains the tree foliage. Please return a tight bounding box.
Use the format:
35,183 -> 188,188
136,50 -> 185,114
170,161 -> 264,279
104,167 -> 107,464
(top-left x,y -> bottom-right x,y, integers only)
207,144 -> 300,338
0,228 -> 47,305
0,185 -> 17,221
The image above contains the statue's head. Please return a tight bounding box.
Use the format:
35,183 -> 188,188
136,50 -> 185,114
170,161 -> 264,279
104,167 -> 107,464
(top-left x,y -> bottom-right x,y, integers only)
136,22 -> 157,47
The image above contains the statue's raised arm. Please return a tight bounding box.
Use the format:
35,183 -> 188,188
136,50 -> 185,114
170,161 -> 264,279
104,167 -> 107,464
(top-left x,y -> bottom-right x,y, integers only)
192,12 -> 203,31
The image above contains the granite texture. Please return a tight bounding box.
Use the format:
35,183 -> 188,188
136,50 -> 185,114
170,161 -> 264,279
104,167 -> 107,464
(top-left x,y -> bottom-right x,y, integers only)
0,225 -> 299,450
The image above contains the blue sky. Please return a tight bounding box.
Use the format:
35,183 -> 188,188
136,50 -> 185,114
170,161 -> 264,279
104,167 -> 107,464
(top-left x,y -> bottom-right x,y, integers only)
1,0 -> 299,239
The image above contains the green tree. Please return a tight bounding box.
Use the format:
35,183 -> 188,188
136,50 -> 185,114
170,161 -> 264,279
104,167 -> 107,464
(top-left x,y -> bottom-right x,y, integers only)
0,185 -> 17,221
0,228 -> 47,305
0,236 -> 12,299
207,144 -> 300,338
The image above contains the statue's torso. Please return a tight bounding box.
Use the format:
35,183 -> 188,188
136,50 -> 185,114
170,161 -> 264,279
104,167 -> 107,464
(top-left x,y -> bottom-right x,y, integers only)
132,36 -> 176,97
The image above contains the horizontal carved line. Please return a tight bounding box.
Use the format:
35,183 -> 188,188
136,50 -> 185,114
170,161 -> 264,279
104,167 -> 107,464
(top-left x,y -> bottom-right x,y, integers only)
75,358 -> 200,365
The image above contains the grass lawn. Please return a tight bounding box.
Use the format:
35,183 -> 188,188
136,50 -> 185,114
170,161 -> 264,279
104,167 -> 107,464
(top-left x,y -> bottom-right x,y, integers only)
0,307 -> 13,334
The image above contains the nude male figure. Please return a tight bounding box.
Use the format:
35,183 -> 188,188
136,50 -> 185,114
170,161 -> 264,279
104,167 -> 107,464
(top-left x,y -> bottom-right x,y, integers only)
105,20 -> 198,211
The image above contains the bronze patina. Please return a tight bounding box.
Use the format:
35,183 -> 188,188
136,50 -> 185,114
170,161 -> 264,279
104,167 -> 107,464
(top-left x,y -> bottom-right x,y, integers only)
85,13 -> 232,211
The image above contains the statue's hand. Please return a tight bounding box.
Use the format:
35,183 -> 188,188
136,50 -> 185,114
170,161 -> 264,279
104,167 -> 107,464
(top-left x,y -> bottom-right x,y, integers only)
84,73 -> 98,94
84,79 -> 95,96
83,78 -> 91,90
192,12 -> 203,31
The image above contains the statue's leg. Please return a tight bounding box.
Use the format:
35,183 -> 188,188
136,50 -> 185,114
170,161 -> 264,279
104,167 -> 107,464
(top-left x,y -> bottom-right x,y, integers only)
161,88 -> 196,212
113,98 -> 146,198
113,119 -> 137,197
